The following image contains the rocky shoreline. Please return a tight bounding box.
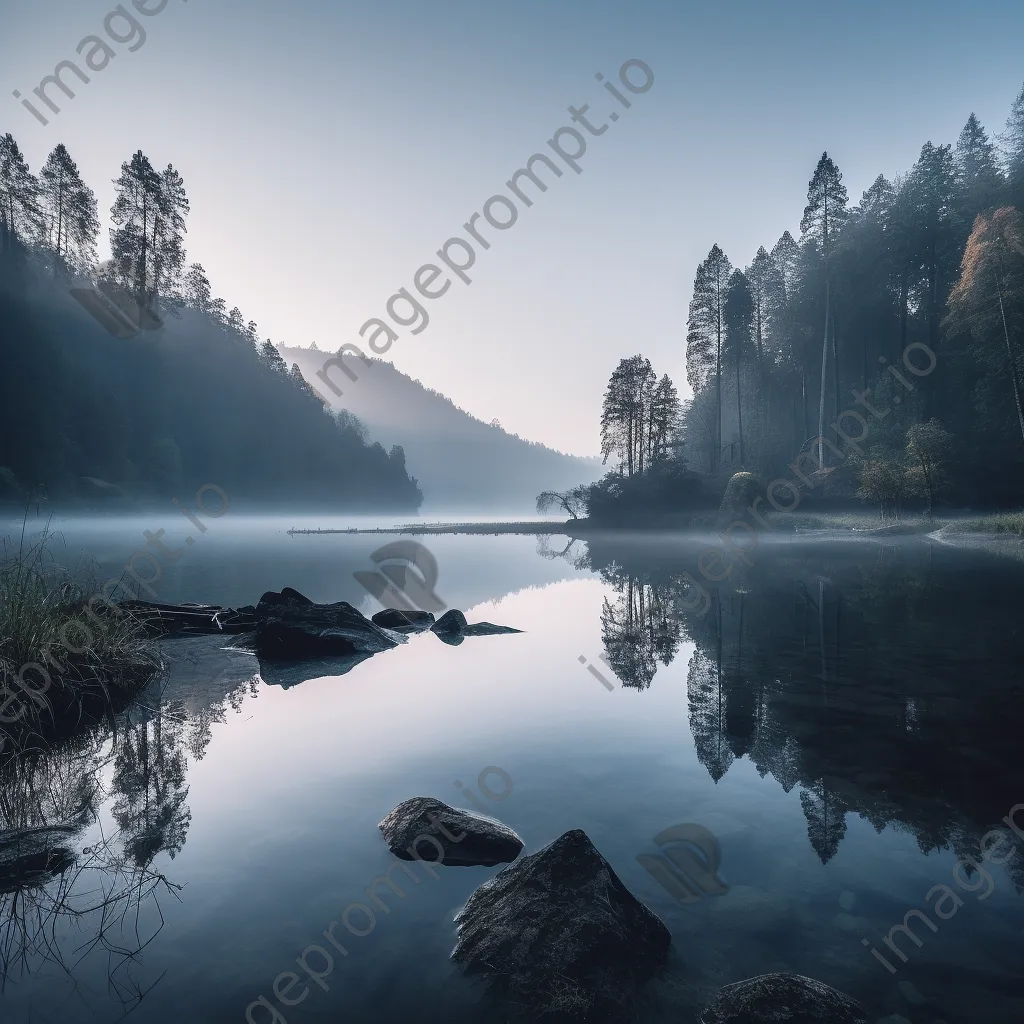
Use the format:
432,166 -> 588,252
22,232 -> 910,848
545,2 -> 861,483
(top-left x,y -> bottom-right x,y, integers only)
121,588 -> 523,686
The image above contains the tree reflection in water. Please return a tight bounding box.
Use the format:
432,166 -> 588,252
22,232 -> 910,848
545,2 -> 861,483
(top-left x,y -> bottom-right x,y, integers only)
0,670 -> 260,1014
551,532 -> 1024,879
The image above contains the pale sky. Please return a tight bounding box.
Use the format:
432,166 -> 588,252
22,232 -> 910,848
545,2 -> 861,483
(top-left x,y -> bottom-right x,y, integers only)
4,0 -> 1023,455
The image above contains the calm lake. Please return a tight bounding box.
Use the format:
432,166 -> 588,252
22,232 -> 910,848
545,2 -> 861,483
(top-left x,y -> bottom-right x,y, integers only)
2,513 -> 1023,1023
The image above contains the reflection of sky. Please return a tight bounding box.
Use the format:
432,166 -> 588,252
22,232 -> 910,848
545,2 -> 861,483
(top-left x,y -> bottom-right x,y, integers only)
4,0 -> 1023,454
5,527 -> 1024,1020
8,570 -> 1018,1022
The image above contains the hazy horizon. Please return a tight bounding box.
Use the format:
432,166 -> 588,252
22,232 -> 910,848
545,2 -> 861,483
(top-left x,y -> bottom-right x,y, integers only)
5,0 -> 1023,455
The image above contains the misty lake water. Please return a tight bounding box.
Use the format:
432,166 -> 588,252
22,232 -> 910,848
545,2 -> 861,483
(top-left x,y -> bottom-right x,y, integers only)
2,513 -> 1023,1023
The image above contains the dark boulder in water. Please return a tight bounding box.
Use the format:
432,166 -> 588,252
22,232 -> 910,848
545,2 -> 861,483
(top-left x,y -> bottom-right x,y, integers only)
431,608 -> 523,645
246,589 -> 404,660
378,796 -> 523,867
431,608 -> 469,634
700,973 -> 868,1024
371,608 -> 436,632
254,587 -> 314,613
452,829 -> 671,1018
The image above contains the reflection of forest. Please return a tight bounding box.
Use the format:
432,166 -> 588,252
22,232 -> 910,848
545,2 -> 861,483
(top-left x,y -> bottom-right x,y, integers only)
0,659 -> 259,1010
574,535 -> 1024,876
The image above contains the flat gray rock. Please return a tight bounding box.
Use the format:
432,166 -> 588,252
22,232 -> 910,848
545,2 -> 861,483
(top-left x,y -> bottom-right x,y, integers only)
453,829 -> 671,1017
378,796 -> 523,867
461,622 -> 523,636
701,973 -> 867,1023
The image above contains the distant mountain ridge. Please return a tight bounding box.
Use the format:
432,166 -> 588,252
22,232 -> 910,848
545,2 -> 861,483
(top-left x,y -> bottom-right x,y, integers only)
280,346 -> 603,511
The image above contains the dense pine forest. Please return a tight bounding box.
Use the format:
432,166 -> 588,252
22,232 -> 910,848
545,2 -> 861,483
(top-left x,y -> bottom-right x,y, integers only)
0,142 -> 422,510
683,87 -> 1024,508
588,84 -> 1024,519
5,81 -> 1024,517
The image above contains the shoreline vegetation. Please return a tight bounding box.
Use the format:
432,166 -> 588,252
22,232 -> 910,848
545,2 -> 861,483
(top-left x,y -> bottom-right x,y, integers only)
0,527 -> 159,753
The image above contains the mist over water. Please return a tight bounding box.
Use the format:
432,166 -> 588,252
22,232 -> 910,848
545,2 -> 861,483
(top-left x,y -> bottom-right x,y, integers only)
2,518 -> 1023,1022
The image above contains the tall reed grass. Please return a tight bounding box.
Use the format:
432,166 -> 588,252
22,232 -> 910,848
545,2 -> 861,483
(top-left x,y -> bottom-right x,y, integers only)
0,520 -> 157,742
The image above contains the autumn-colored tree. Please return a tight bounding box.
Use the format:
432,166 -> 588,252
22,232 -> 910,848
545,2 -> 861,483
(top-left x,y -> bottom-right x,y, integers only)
947,207 -> 1024,445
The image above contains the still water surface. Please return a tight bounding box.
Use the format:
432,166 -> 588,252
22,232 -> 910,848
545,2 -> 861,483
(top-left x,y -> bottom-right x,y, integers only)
1,514 -> 1023,1022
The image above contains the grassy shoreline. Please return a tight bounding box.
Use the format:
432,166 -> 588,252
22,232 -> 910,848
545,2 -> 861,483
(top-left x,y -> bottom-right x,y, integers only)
0,529 -> 159,753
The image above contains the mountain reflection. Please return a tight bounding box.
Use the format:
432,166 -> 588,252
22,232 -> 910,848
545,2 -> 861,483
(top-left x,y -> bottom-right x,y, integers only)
562,533 -> 1024,874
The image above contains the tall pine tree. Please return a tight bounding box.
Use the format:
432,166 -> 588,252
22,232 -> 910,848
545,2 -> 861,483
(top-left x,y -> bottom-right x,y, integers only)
801,153 -> 848,463
39,144 -> 98,275
110,152 -> 188,310
686,245 -> 733,472
151,164 -> 189,302
955,114 -> 1003,225
648,374 -> 681,464
1004,82 -> 1024,211
723,270 -> 754,466
0,134 -> 41,243
908,143 -> 958,375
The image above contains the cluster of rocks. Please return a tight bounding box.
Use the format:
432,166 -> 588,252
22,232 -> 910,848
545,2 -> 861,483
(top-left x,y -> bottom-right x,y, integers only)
377,797 -> 869,1021
121,588 -> 522,683
371,606 -> 521,645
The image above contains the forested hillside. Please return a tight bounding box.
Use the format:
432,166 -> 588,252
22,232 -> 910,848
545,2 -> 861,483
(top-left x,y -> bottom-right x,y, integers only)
0,141 -> 422,511
681,87 -> 1024,507
279,345 -> 604,511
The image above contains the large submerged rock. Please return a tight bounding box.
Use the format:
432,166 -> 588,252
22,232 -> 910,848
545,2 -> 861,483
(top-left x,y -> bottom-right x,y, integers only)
452,829 -> 671,1017
371,608 -> 436,632
378,796 -> 523,867
701,973 -> 868,1024
247,588 -> 405,659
